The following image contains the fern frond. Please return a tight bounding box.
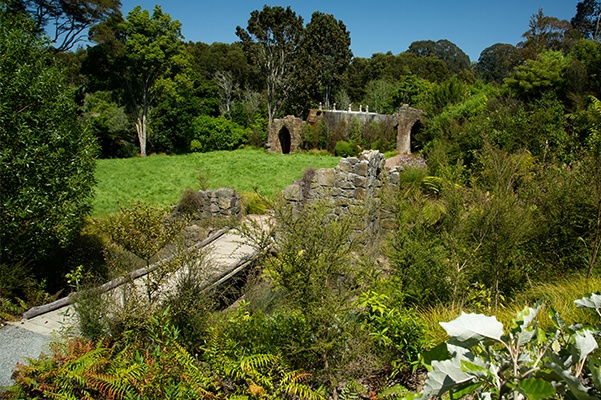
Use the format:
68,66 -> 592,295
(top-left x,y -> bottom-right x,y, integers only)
279,382 -> 325,400
280,370 -> 311,385
170,342 -> 218,398
84,371 -> 135,400
238,353 -> 278,375
378,384 -> 411,399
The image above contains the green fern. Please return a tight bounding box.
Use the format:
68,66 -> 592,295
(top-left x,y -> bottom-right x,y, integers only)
171,341 -> 219,398
420,176 -> 443,195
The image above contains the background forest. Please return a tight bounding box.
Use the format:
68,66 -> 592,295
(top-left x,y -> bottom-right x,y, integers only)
1,0 -> 601,398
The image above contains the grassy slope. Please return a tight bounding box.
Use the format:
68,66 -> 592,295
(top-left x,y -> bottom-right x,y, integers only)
93,148 -> 340,216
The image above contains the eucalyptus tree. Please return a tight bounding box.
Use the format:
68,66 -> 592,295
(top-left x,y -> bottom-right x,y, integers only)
519,8 -> 575,58
90,5 -> 191,156
236,5 -> 304,124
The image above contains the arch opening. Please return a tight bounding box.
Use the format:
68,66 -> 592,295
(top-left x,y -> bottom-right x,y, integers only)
410,120 -> 424,152
278,126 -> 291,154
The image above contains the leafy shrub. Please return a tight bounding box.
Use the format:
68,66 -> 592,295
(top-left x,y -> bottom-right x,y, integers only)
420,294 -> 601,399
246,115 -> 269,148
0,11 -> 97,271
189,139 -> 202,152
241,191 -> 271,214
335,140 -> 358,157
176,188 -> 204,216
7,318 -> 219,399
357,291 -> 428,375
190,115 -> 247,152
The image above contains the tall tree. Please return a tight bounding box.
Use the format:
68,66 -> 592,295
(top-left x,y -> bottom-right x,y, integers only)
236,5 -> 304,124
298,11 -> 352,109
91,5 -> 191,156
519,8 -> 575,58
5,0 -> 121,51
571,0 -> 601,41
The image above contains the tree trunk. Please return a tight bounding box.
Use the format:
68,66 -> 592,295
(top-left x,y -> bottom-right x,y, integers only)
135,113 -> 147,157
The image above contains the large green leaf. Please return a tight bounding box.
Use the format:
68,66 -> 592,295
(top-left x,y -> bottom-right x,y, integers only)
512,303 -> 542,347
575,293 -> 601,313
573,329 -> 598,363
588,358 -> 601,391
419,358 -> 473,399
517,377 -> 556,400
440,312 -> 504,346
549,363 -> 596,400
421,342 -> 451,367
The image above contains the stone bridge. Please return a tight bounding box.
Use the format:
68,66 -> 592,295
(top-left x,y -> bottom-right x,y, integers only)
267,105 -> 424,154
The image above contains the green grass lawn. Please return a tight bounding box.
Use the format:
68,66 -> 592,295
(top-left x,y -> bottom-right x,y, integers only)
93,148 -> 340,216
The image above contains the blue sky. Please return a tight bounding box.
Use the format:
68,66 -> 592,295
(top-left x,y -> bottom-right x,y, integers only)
119,1 -> 579,62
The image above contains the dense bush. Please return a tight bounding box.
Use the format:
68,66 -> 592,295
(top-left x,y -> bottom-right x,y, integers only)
0,12 -> 97,272
189,115 -> 247,152
334,140 -> 358,157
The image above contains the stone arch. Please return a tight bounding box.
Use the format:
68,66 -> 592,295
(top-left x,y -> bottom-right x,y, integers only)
278,126 -> 291,154
267,115 -> 305,154
394,105 -> 425,154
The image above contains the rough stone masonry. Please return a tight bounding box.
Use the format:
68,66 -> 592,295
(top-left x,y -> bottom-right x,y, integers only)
283,150 -> 401,231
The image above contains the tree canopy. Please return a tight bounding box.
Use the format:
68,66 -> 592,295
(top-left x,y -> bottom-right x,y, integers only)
90,5 -> 191,156
297,11 -> 352,109
5,0 -> 121,51
236,5 -> 304,124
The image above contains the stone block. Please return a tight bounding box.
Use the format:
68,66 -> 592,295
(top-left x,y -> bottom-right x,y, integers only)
389,171 -> 400,186
336,161 -> 353,173
315,168 -> 335,187
355,175 -> 367,188
336,178 -> 356,190
355,161 -> 369,176
335,197 -> 349,207
283,184 -> 302,201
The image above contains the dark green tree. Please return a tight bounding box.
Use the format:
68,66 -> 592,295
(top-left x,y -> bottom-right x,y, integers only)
571,0 -> 601,41
476,43 -> 522,83
6,0 -> 121,51
297,11 -> 352,109
407,39 -> 470,75
397,52 -> 450,82
0,9 -> 97,267
90,5 -> 191,156
236,5 -> 304,124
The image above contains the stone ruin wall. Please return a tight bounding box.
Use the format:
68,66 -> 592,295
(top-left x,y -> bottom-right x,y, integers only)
268,105 -> 424,155
183,188 -> 242,218
283,150 -> 401,231
267,115 -> 305,154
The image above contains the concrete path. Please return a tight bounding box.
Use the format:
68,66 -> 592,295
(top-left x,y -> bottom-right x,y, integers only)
0,227 -> 262,388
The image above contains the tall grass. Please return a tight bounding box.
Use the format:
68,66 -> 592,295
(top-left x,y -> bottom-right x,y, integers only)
418,274 -> 601,346
93,148 -> 339,216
